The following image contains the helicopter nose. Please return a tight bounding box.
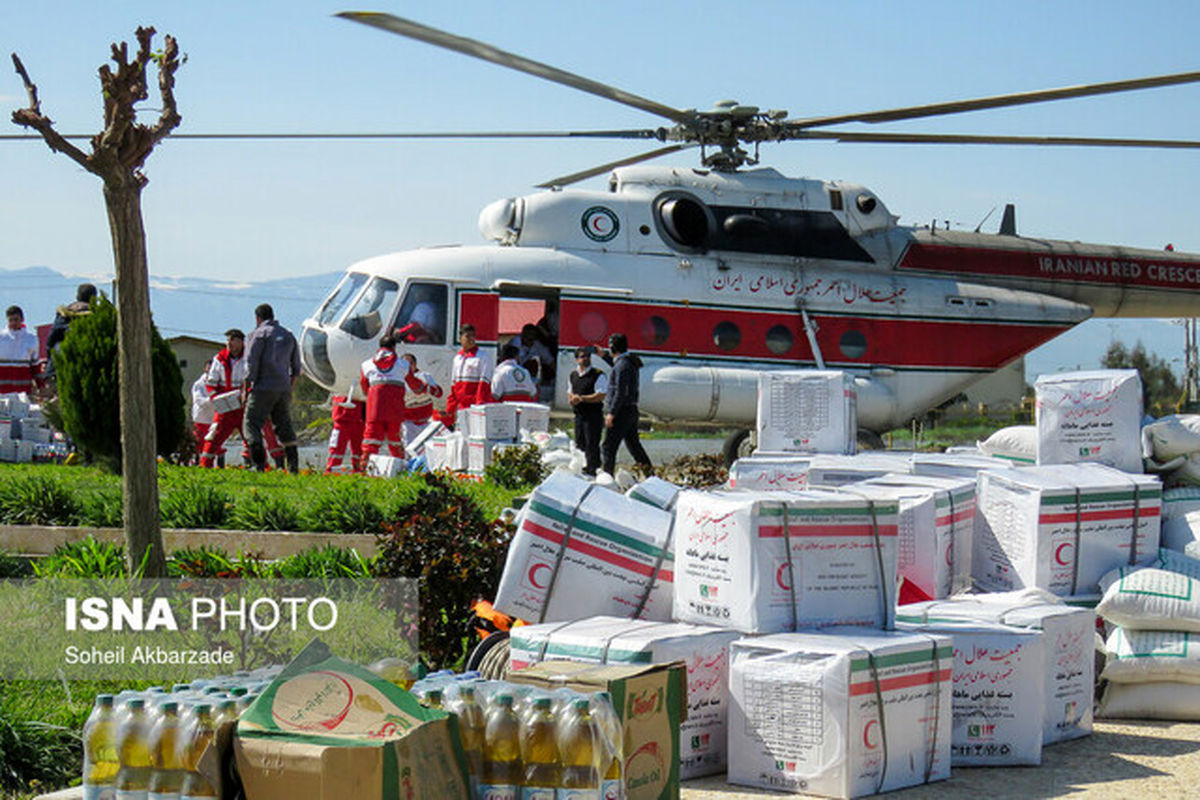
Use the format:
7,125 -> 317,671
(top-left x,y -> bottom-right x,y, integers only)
300,324 -> 337,387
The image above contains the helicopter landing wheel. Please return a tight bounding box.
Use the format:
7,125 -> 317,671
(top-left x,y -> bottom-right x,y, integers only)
857,429 -> 885,451
722,428 -> 754,467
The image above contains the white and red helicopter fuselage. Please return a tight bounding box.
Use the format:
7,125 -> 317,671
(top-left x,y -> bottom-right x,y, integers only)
299,164 -> 1197,433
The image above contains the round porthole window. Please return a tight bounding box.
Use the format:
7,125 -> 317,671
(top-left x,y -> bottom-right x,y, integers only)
641,315 -> 670,346
577,311 -> 609,343
839,329 -> 867,359
765,325 -> 794,355
713,321 -> 741,351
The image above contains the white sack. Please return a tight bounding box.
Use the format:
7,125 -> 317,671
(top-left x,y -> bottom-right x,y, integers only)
977,425 -> 1037,464
1103,627 -> 1200,685
1096,567 -> 1200,632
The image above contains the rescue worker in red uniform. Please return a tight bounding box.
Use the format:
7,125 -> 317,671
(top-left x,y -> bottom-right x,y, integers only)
400,352 -> 443,447
360,335 -> 426,459
491,343 -> 538,402
200,329 -> 283,468
443,324 -> 493,428
324,393 -> 367,474
0,306 -> 39,395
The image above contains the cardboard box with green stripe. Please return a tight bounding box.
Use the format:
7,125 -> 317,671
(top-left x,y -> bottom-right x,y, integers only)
494,472 -> 675,623
975,463 -> 1161,597
235,640 -> 470,800
895,619 -> 1045,765
857,474 -> 978,600
1035,368 -> 1143,473
508,616 -> 740,779
673,488 -> 899,632
728,629 -> 953,798
897,590 -> 1094,744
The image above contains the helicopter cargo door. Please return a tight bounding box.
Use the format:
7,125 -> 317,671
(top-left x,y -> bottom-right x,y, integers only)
495,287 -> 559,404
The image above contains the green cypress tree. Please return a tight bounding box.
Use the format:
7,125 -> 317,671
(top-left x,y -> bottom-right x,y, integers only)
55,296 -> 185,472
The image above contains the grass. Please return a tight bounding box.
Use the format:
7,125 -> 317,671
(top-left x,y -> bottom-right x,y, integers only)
882,416 -> 1020,451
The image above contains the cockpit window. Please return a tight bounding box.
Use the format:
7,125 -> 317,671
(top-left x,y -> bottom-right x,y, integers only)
340,277 -> 399,340
316,272 -> 368,326
392,282 -> 448,345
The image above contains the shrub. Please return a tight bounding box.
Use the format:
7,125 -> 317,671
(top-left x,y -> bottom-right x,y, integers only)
160,482 -> 232,529
228,490 -> 301,532
78,488 -> 123,528
275,545 -> 374,579
54,295 -> 186,471
484,443 -> 547,489
33,537 -> 125,578
0,550 -> 31,578
304,483 -> 385,534
0,681 -> 80,795
374,472 -> 513,670
168,545 -> 271,578
0,475 -> 81,526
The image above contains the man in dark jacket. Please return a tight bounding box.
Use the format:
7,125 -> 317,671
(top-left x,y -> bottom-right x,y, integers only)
568,345 -> 607,476
600,333 -> 653,476
44,283 -> 97,377
243,303 -> 302,472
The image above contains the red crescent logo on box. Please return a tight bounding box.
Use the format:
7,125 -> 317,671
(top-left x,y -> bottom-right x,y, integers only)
1055,542 -> 1073,566
527,562 -> 552,590
863,719 -> 880,749
776,562 -> 792,591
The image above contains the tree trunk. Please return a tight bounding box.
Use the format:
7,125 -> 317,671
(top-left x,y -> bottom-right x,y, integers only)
103,175 -> 166,577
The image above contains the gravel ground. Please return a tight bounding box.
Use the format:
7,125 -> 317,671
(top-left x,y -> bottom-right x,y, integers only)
681,720 -> 1200,798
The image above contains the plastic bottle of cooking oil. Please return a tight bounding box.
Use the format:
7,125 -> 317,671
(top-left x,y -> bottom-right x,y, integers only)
116,698 -> 152,800
147,701 -> 184,800
558,698 -> 602,800
454,685 -> 486,791
83,694 -> 119,800
179,704 -> 217,800
520,696 -> 559,800
480,692 -> 521,800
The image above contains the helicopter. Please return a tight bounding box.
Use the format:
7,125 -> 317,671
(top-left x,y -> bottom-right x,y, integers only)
298,11 -> 1200,459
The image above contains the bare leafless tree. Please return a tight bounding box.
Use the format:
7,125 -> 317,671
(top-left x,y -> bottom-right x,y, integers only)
12,27 -> 182,576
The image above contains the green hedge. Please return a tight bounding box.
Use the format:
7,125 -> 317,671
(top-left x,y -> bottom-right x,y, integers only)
0,464 -> 524,533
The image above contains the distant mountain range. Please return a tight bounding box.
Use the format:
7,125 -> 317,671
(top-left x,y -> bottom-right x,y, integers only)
0,265 -> 341,344
0,266 -> 1187,383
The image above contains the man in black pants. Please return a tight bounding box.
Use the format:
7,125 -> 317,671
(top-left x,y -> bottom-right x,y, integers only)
600,333 -> 653,476
568,346 -> 607,476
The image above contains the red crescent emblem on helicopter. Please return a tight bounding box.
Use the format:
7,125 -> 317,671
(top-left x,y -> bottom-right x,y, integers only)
581,206 -> 619,242
1055,542 -> 1073,566
527,562 -> 552,590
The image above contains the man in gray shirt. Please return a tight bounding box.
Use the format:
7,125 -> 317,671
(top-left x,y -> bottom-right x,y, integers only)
243,303 -> 302,472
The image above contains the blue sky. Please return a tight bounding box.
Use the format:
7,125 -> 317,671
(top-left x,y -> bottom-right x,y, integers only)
4,1 -> 1199,371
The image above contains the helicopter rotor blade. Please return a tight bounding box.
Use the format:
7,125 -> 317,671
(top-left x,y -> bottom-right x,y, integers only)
337,11 -> 692,125
787,69 -> 1200,129
535,144 -> 694,188
0,129 -> 662,141
789,129 -> 1200,149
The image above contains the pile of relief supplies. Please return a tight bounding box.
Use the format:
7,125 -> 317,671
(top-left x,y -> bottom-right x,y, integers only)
160,367 -> 1197,800
470,367 -> 1189,799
